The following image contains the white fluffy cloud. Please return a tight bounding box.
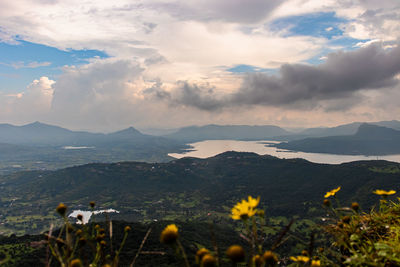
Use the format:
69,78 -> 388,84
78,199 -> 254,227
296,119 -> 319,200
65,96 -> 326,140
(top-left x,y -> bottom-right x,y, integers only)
0,76 -> 54,124
271,0 -> 400,42
0,0 -> 399,130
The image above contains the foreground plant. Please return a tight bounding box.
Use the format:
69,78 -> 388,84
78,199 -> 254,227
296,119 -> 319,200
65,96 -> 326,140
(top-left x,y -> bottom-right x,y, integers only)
160,195 -> 290,266
321,187 -> 399,266
45,188 -> 400,266
47,202 -> 133,267
160,224 -> 190,267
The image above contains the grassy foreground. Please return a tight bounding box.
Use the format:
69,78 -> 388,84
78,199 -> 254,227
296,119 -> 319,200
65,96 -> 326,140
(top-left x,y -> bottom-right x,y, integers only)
1,187 -> 399,266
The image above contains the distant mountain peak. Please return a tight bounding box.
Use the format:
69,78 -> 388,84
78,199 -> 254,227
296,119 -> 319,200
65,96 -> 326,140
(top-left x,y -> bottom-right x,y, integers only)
25,121 -> 45,126
356,123 -> 400,136
21,121 -> 72,132
109,126 -> 143,136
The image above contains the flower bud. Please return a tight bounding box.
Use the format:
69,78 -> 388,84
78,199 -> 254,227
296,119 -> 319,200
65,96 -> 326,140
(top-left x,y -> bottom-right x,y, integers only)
70,259 -> 82,267
226,245 -> 245,263
263,251 -> 278,266
160,224 -> 178,244
253,254 -> 264,267
201,254 -> 216,267
56,203 -> 67,216
196,248 -> 210,263
351,202 -> 359,212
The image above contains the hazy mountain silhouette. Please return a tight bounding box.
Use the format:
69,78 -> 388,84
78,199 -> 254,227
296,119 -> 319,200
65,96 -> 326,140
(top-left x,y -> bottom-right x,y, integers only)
276,123 -> 400,155
165,124 -> 290,142
274,120 -> 400,141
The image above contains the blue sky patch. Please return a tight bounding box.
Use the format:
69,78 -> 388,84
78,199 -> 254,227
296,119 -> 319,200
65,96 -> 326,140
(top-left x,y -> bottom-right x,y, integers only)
270,12 -> 347,39
227,64 -> 272,73
0,40 -> 108,93
305,36 -> 371,65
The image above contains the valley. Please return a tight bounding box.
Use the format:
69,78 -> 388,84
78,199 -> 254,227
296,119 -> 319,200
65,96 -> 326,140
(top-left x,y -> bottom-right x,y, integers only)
0,151 -> 399,236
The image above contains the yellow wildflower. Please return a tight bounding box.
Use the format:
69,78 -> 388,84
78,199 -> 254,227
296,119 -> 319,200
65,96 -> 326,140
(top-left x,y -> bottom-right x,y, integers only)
373,189 -> 396,196
247,196 -> 260,208
324,186 -> 341,198
290,255 -> 310,262
231,201 -> 256,220
231,195 -> 259,220
160,224 -> 178,244
311,260 -> 321,266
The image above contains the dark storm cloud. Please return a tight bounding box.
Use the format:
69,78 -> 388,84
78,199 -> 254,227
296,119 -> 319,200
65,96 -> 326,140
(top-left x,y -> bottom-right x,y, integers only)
151,81 -> 222,110
173,82 -> 221,110
165,43 -> 400,111
231,43 -> 400,107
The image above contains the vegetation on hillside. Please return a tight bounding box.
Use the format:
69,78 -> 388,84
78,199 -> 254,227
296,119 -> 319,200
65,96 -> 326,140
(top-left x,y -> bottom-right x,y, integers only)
1,186 -> 399,266
1,152 -> 400,235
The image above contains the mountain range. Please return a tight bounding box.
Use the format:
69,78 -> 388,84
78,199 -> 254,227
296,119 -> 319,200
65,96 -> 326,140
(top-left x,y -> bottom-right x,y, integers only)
164,124 -> 291,142
271,120 -> 400,141
2,120 -> 400,145
0,122 -> 164,146
1,120 -> 400,174
0,122 -> 187,174
275,123 -> 400,155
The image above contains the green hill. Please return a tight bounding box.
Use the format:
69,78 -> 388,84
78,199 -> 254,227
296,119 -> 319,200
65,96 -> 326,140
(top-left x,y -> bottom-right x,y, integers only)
1,152 -> 399,235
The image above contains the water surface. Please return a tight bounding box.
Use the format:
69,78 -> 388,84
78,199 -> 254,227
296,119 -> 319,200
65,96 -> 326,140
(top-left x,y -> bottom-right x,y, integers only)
168,140 -> 400,164
63,146 -> 95,150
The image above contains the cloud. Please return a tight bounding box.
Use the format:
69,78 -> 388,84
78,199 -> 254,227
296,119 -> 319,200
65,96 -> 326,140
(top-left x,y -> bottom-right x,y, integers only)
1,53 -> 399,131
343,6 -> 400,41
8,61 -> 51,69
0,76 -> 54,123
171,82 -> 221,111
165,43 -> 400,110
270,0 -> 400,41
151,0 -> 284,24
0,27 -> 20,44
1,0 -> 400,130
49,59 -> 144,129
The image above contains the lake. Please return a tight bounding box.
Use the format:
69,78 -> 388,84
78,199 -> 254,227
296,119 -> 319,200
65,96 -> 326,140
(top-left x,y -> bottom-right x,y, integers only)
63,146 -> 95,150
168,140 -> 400,164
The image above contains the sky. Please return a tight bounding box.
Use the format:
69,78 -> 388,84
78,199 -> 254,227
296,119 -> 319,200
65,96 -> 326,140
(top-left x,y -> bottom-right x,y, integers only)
0,0 -> 399,132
